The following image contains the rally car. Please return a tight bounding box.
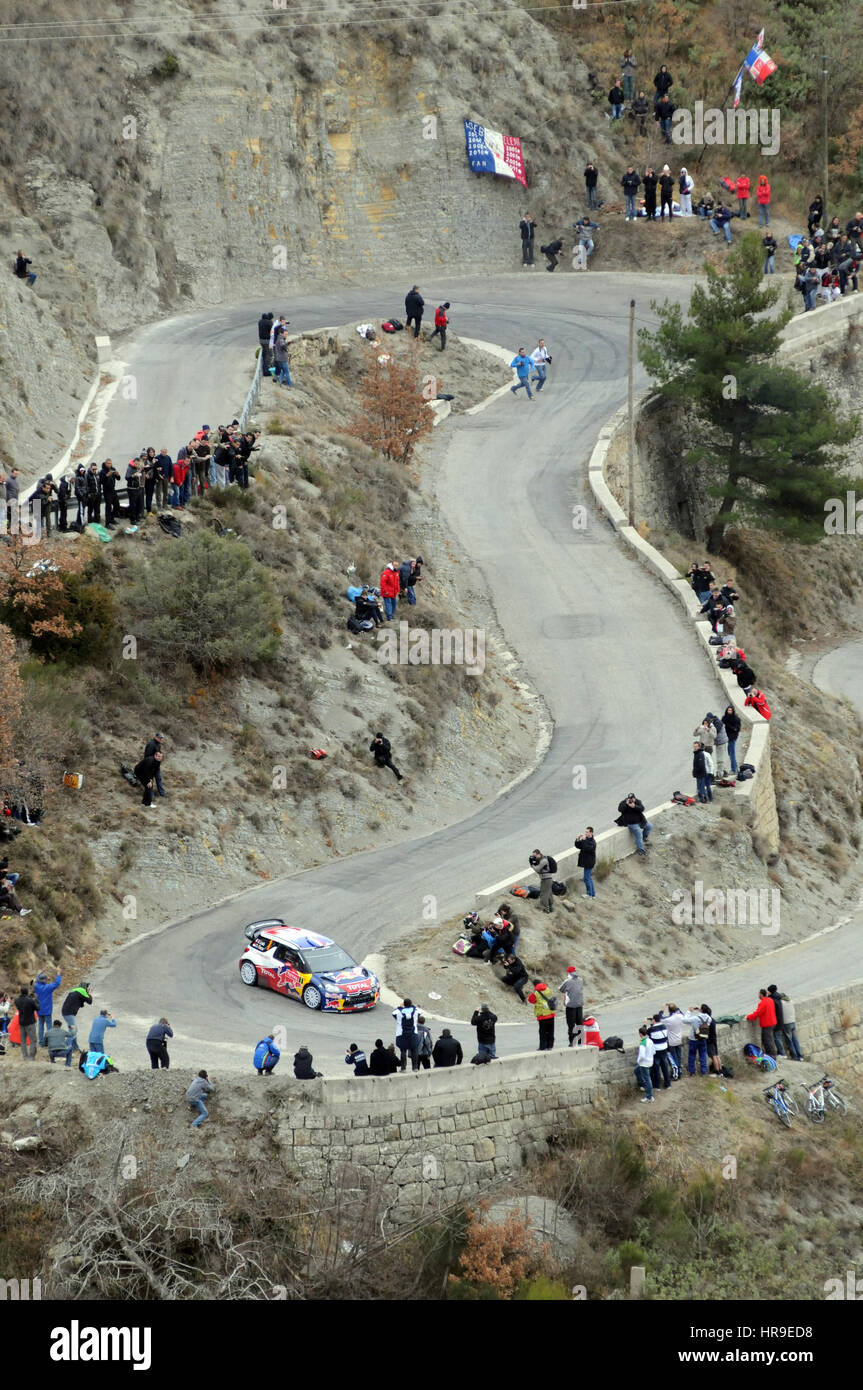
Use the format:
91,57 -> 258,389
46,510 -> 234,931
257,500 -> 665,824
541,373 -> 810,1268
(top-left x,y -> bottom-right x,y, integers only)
238,919 -> 380,1012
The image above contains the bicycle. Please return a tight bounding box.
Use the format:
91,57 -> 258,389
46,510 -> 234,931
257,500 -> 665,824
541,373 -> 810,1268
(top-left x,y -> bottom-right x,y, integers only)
806,1075 -> 848,1124
764,1078 -> 795,1128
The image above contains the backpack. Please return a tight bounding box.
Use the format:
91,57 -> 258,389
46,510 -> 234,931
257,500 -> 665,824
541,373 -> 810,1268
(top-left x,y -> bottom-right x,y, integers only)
398,1007 -> 416,1036
671,790 -> 696,806
545,855 -> 558,873
511,886 -> 529,897
708,634 -> 723,646
309,749 -> 328,760
717,777 -> 736,787
736,767 -> 754,780
695,1014 -> 711,1041
159,514 -> 182,538
418,1028 -> 433,1056
347,615 -> 374,633
601,1036 -> 624,1051
388,317 -> 404,331
381,321 -> 396,333
720,1065 -> 734,1078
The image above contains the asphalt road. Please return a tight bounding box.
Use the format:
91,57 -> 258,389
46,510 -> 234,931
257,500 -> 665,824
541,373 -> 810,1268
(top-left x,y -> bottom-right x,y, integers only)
813,638 -> 863,721
90,274 -> 863,1072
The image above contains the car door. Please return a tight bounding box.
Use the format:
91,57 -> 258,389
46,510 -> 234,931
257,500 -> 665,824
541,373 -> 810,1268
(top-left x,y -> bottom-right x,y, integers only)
272,944 -> 305,999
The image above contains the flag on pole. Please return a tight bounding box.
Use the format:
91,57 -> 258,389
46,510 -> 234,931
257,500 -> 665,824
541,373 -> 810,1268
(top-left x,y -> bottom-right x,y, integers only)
747,49 -> 777,85
755,28 -> 764,51
732,68 -> 744,109
464,119 -> 527,188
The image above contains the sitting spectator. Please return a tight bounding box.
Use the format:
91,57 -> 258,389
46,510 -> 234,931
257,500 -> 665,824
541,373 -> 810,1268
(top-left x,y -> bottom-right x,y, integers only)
344,1042 -> 370,1076
369,1037 -> 400,1075
498,953 -> 529,1003
432,1028 -> 463,1067
355,587 -> 384,627
709,204 -> 733,244
293,1045 -> 322,1079
615,793 -> 652,855
696,192 -> 715,219
733,656 -> 756,693
45,1018 -> 75,1066
14,251 -> 36,287
0,875 -> 31,917
687,561 -> 715,602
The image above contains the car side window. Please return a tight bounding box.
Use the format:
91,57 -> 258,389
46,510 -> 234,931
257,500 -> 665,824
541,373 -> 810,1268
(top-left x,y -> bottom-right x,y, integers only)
272,945 -> 288,962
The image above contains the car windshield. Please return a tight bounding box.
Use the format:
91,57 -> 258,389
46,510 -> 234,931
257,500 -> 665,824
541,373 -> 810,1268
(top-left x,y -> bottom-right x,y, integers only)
305,946 -> 356,974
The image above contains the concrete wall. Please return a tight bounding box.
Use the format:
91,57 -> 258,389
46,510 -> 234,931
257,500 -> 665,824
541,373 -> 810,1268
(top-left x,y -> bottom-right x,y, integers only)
270,978 -> 863,1210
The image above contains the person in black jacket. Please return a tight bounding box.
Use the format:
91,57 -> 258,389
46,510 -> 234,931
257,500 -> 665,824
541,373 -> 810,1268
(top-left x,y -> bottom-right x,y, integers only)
143,733 -> 166,797
621,167 -> 641,222
763,231 -> 777,275
145,1018 -> 173,1069
658,165 -> 675,219
470,1003 -> 497,1062
134,751 -> 163,807
733,657 -> 756,693
655,96 -> 675,145
369,733 -> 402,782
404,286 -> 424,338
519,213 -> 536,265
125,461 -> 144,522
56,474 -> 70,532
631,91 -> 650,137
432,1028 -> 463,1066
540,237 -> 564,271
692,741 -> 713,803
723,705 -> 741,773
616,793 -> 652,854
369,1038 -> 399,1075
257,311 -> 274,374
653,64 -> 673,106
86,462 -> 101,523
293,1045 -> 322,1079
608,80 -> 624,121
14,985 -> 39,1059
583,163 -> 599,210
575,826 -> 597,898
60,982 -> 92,1056
498,954 -> 529,1003
807,196 -> 823,236
642,168 -> 657,221
99,460 -> 121,526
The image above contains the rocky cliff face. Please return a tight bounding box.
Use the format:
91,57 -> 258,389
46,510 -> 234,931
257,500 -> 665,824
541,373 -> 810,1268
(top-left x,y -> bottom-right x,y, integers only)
0,1 -> 612,471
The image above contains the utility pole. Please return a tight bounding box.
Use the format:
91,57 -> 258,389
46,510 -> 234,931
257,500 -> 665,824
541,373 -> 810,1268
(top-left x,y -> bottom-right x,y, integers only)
627,298 -> 636,528
822,54 -> 829,228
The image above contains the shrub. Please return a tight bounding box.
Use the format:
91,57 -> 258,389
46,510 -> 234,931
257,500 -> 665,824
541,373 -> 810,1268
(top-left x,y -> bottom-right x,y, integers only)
349,352 -> 434,464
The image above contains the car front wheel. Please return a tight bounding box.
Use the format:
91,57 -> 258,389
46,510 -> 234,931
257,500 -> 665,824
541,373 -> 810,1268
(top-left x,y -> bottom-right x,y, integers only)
302,985 -> 323,1010
240,961 -> 258,987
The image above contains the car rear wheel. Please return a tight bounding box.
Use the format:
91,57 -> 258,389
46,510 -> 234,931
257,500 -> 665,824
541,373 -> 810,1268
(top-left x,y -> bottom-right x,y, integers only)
302,984 -> 323,1010
240,961 -> 258,987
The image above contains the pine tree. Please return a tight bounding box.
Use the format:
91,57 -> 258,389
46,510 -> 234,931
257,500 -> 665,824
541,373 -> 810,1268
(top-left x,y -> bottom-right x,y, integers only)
638,232 -> 860,552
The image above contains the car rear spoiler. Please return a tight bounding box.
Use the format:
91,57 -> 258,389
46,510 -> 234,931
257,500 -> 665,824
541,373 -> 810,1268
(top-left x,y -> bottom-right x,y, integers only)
243,919 -> 285,942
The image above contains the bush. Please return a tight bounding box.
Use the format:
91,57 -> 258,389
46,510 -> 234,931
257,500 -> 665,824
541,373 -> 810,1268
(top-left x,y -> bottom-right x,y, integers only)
123,530 -> 281,674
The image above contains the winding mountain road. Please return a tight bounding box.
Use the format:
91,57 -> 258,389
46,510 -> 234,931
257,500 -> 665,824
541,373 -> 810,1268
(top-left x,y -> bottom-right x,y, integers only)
90,274 -> 863,1070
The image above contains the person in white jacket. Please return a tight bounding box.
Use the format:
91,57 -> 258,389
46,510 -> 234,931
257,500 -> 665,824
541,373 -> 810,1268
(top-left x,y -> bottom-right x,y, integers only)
662,1004 -> 686,1078
530,339 -> 552,393
681,1006 -> 712,1076
679,167 -> 694,216
635,1027 -> 655,1101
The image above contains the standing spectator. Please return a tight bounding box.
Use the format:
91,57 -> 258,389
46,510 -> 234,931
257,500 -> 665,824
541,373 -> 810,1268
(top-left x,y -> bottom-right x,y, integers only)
560,966 -> 583,1046
369,1037 -> 399,1075
682,1005 -> 712,1075
404,285 -> 424,338
771,989 -> 803,1061
432,1028 -> 463,1067
369,732 -> 403,782
766,986 -> 789,1058
658,165 -> 675,220
5,468 -> 19,530
540,237 -> 563,271
530,339 -> 552,392
293,1045 -> 322,1078
14,983 -> 38,1060
709,204 -> 733,244
73,465 -> 88,527
344,1043 -> 370,1076
88,1007 -> 117,1054
746,989 -> 777,1057
470,1002 -> 498,1063
763,230 -> 777,275
192,436 -> 210,495
693,715 -> 715,752
583,163 -> 599,210
60,981 -> 92,1056
653,63 -> 673,107
756,174 -> 771,225
415,1015 -> 433,1070
133,749 -> 163,808
692,741 -> 714,804
655,95 -> 675,144
616,793 -> 652,854
634,1026 -> 655,1101
45,1019 -> 74,1066
86,462 -> 102,523
621,47 -> 637,101
429,301 -> 450,350
723,705 -> 741,773
708,713 -> 728,778
621,166 -> 641,222
187,1071 -> 213,1127
125,461 -> 144,522
273,333 -> 292,387
146,1018 -> 173,1069
574,826 -> 597,898
528,848 -> 555,913
608,77 -> 624,121
99,460 -> 121,526
735,173 -> 750,219
34,478 -> 56,536
632,91 -> 650,137
393,998 -> 421,1071
642,167 -> 657,221
154,449 -> 172,510
257,311 -> 274,375
519,213 -> 536,265
679,167 -> 694,216
144,733 -> 167,798
14,251 -> 36,286
528,981 -> 556,1051
171,454 -> 189,508
663,1004 -> 686,1079
379,561 -> 400,619
253,1033 -> 280,1075
510,348 -> 534,399
807,195 -> 823,235
142,449 -> 157,514
647,1013 -> 672,1090
34,970 -> 61,1047
398,556 -> 418,606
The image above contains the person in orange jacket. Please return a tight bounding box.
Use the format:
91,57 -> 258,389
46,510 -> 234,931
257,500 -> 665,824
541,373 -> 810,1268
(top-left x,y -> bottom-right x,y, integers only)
756,174 -> 771,226
430,301 -> 450,351
379,562 -> 401,620
528,980 -> 556,1051
736,174 -> 751,220
746,988 -> 777,1055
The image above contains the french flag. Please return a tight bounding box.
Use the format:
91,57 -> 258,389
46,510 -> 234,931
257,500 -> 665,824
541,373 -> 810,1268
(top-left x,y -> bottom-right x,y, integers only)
464,120 -> 527,188
747,50 -> 777,85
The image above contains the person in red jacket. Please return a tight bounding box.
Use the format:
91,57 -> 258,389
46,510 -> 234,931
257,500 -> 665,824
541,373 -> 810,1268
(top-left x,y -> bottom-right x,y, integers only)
756,174 -> 771,226
744,688 -> 771,720
747,988 -> 777,1055
171,456 -> 190,508
379,562 -> 400,620
736,174 -> 751,220
430,301 -> 450,351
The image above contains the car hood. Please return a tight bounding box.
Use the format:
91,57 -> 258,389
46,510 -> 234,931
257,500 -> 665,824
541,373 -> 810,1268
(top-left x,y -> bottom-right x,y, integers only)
318,966 -> 378,990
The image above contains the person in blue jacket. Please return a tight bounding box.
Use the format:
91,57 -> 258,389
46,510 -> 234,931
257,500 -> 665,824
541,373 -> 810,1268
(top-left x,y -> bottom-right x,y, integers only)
78,1050 -> 119,1078
34,970 -> 61,1047
344,1043 -> 370,1075
510,348 -> 534,400
254,1034 -> 280,1075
